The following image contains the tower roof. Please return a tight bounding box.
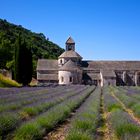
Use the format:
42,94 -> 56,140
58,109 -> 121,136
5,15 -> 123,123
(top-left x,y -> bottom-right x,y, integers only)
59,60 -> 81,71
58,50 -> 82,59
66,37 -> 75,44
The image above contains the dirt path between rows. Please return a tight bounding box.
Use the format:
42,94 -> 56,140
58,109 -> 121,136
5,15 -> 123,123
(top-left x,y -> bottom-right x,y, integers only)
95,88 -> 115,140
104,111 -> 118,140
111,91 -> 140,126
43,118 -> 71,140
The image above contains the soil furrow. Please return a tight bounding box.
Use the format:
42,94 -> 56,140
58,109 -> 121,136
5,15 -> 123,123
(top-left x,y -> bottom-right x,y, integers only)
104,112 -> 118,140
43,114 -> 73,140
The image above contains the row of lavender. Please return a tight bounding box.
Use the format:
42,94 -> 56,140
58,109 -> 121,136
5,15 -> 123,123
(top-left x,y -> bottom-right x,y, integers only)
12,86 -> 95,140
0,85 -> 87,113
115,86 -> 140,118
0,85 -> 94,139
104,86 -> 140,140
66,87 -> 101,140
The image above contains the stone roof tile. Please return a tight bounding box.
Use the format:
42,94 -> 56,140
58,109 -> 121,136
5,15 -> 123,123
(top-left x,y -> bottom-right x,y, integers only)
37,59 -> 58,70
59,50 -> 82,59
82,61 -> 140,70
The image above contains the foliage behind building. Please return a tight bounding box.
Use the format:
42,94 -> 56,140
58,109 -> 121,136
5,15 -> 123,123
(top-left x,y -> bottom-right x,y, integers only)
0,19 -> 64,77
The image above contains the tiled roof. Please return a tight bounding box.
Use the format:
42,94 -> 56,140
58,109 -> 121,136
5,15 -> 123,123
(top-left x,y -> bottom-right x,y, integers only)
59,50 -> 82,59
37,59 -> 58,70
86,73 -> 101,80
82,61 -> 140,70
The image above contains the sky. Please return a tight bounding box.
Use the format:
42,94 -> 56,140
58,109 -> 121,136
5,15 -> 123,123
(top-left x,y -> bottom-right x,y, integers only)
0,0 -> 140,60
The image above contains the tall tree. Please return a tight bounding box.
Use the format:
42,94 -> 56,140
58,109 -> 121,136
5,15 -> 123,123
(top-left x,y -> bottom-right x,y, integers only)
14,34 -> 32,86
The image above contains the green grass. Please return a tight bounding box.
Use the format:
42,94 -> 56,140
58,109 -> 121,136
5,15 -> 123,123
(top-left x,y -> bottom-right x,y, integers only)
0,74 -> 21,87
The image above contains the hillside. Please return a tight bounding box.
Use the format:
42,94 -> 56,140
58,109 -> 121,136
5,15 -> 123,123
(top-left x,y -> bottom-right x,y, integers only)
0,19 -> 64,77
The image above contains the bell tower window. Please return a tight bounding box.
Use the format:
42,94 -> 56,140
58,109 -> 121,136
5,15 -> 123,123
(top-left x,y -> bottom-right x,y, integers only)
66,44 -> 75,51
68,45 -> 72,51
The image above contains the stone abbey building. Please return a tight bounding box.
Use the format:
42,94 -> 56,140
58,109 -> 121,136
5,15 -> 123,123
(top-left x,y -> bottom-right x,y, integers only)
37,37 -> 140,86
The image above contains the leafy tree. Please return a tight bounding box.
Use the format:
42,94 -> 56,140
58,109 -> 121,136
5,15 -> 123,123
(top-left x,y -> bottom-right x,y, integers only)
0,19 -> 64,78
0,39 -> 12,68
14,34 -> 32,86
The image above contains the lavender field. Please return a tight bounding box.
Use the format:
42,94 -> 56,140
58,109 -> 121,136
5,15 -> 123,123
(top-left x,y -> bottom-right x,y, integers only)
0,85 -> 140,140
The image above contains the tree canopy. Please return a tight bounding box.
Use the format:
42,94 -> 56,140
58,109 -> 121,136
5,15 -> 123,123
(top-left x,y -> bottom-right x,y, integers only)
0,19 -> 64,77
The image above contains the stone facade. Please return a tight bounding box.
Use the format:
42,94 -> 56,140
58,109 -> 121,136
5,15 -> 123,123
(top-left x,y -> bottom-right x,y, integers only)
37,37 -> 140,86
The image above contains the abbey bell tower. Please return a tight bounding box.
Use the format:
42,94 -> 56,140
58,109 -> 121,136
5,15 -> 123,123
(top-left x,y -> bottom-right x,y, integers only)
66,37 -> 75,51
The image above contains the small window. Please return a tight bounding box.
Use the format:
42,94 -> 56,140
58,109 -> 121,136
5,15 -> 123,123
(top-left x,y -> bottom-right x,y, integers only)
61,77 -> 64,82
60,59 -> 63,64
69,77 -> 72,82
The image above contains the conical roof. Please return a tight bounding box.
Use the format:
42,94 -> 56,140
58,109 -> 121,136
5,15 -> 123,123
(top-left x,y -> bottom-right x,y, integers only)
58,50 -> 82,59
59,60 -> 81,71
66,37 -> 75,44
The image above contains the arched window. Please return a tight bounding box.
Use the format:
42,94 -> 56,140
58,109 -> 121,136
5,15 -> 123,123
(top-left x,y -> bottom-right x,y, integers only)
61,76 -> 64,82
60,59 -> 63,64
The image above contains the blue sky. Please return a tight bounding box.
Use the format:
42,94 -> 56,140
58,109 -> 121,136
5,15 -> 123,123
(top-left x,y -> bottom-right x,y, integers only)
0,0 -> 140,60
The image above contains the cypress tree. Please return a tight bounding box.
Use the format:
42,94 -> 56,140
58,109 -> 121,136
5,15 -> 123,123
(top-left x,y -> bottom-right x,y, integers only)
14,34 -> 32,86
14,34 -> 21,83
